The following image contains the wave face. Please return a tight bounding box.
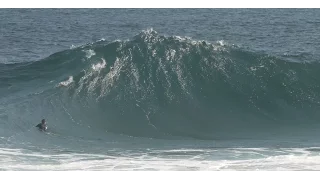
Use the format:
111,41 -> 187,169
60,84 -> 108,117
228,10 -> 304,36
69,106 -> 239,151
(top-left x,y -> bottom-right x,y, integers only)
1,29 -> 320,140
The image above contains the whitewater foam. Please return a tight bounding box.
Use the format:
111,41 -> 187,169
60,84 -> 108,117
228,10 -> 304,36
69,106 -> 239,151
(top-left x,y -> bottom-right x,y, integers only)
84,49 -> 96,59
1,147 -> 320,170
92,58 -> 106,71
58,76 -> 74,87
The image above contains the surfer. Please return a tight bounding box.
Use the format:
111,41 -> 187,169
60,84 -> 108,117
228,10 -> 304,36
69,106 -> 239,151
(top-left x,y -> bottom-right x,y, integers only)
36,119 -> 47,131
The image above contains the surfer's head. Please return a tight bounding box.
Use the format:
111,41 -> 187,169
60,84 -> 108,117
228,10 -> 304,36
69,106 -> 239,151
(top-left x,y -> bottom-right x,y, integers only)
41,119 -> 46,124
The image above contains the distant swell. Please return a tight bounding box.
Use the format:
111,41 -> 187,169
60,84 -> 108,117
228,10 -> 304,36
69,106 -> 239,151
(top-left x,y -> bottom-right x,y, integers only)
1,29 -> 320,140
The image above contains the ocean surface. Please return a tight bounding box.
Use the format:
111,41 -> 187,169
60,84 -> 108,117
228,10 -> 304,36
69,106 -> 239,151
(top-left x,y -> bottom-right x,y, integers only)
1,9 -> 320,170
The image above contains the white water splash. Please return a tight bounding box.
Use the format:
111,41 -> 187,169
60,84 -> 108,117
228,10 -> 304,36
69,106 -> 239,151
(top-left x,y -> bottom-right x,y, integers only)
84,49 -> 96,59
58,76 -> 74,87
217,40 -> 226,46
92,58 -> 106,71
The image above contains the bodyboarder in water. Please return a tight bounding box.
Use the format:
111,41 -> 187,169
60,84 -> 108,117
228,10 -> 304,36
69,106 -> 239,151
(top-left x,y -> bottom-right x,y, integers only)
36,119 -> 47,131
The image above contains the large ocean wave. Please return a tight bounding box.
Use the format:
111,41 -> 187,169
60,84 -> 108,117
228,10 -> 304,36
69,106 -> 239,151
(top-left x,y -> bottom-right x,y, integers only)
1,29 -> 320,140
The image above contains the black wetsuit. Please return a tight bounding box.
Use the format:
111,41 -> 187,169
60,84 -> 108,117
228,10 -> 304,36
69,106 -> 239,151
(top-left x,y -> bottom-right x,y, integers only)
36,123 -> 47,131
